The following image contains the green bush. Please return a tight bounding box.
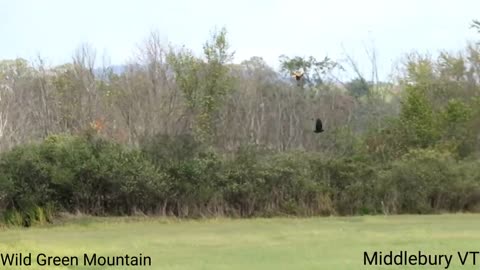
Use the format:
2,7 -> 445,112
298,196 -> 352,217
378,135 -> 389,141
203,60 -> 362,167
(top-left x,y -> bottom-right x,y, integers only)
1,130 -> 480,227
140,133 -> 224,217
3,209 -> 23,226
0,134 -> 165,226
379,149 -> 471,214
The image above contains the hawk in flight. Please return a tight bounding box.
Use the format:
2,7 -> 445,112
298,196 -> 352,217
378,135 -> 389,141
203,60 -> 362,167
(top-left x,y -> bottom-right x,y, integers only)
292,68 -> 304,81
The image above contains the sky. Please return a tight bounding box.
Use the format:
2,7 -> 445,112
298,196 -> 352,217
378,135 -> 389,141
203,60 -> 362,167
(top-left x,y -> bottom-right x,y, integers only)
1,0 -> 479,81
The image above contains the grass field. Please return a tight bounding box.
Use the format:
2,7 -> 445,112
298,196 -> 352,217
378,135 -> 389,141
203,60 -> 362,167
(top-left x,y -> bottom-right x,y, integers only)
1,214 -> 480,270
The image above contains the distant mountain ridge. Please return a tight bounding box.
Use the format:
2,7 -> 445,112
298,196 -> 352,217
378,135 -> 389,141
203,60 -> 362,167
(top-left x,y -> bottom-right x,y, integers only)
93,65 -> 127,76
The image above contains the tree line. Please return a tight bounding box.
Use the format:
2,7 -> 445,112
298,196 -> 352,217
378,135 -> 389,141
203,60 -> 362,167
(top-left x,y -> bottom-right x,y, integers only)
1,23 -> 480,226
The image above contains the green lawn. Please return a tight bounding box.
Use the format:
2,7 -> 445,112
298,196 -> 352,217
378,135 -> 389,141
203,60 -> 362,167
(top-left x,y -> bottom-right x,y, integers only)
1,214 -> 479,270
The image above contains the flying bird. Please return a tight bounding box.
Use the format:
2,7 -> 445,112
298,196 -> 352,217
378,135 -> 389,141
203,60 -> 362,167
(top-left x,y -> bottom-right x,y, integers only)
314,118 -> 324,133
292,69 -> 304,81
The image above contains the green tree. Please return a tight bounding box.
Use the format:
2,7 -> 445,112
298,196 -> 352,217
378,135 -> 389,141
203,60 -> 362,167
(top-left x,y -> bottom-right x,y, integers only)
345,77 -> 370,98
169,27 -> 234,144
398,85 -> 440,149
279,55 -> 340,88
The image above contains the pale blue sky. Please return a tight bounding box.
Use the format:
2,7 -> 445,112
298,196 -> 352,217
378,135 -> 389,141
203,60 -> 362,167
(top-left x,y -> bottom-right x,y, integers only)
1,0 -> 479,80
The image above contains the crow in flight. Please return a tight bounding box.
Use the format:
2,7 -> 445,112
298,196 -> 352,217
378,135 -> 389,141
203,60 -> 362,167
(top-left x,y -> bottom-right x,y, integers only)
314,118 -> 324,133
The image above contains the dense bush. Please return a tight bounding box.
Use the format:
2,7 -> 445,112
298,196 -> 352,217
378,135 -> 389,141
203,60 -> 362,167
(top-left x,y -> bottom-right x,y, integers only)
1,131 -> 480,227
0,134 -> 165,225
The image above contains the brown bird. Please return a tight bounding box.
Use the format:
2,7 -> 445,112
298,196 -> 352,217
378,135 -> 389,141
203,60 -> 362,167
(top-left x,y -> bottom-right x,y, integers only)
292,69 -> 304,81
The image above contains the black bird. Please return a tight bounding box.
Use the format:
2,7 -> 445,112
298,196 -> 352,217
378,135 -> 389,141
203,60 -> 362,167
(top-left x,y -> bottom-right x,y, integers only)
314,118 -> 324,133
